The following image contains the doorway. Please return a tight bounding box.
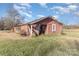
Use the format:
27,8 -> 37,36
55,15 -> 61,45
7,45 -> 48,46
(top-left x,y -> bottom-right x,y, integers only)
39,24 -> 47,35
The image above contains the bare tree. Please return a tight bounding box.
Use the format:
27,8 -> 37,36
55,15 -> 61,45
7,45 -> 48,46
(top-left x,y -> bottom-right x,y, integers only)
0,8 -> 24,30
6,8 -> 24,26
0,17 -> 4,30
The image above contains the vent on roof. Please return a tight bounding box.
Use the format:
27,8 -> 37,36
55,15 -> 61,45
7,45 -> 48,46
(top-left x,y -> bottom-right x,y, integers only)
48,16 -> 56,20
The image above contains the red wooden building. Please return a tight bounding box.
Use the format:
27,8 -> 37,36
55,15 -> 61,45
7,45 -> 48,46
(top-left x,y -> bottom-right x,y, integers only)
12,16 -> 63,36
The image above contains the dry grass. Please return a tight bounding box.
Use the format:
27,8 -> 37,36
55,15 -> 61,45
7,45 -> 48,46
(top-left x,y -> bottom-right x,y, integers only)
0,31 -> 28,40
0,29 -> 79,55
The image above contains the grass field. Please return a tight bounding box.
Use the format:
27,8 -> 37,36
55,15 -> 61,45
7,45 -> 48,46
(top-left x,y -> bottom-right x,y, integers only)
0,29 -> 79,56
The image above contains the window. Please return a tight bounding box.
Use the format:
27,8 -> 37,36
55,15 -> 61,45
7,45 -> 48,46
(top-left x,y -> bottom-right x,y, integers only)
52,24 -> 56,32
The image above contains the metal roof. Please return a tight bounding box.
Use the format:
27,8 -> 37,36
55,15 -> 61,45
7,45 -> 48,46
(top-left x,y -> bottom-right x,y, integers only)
14,16 -> 63,27
28,16 -> 63,25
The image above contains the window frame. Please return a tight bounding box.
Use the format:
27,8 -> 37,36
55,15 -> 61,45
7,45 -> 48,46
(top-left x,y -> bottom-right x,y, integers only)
52,24 -> 56,32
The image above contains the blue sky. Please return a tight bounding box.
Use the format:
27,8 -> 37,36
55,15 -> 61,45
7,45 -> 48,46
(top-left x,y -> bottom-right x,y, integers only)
0,3 -> 13,17
0,3 -> 79,25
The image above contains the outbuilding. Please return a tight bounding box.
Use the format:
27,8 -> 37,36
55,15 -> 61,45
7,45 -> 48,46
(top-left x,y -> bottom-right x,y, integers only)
12,16 -> 63,36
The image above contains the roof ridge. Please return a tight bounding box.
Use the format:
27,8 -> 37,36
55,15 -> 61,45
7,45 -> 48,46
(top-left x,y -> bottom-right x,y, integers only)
28,16 -> 63,25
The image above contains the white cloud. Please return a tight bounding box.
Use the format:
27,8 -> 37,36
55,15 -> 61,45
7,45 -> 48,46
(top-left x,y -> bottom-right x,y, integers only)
50,4 -> 78,14
68,5 -> 78,11
14,4 -> 22,10
19,3 -> 31,9
50,6 -> 70,13
74,12 -> 79,16
14,3 -> 32,11
37,14 -> 45,18
16,10 -> 32,17
39,3 -> 48,8
14,4 -> 26,13
13,4 -> 32,18
22,12 -> 32,17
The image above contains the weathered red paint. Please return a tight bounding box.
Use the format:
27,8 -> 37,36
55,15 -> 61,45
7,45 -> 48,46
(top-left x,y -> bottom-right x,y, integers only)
32,17 -> 63,35
12,17 -> 63,36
